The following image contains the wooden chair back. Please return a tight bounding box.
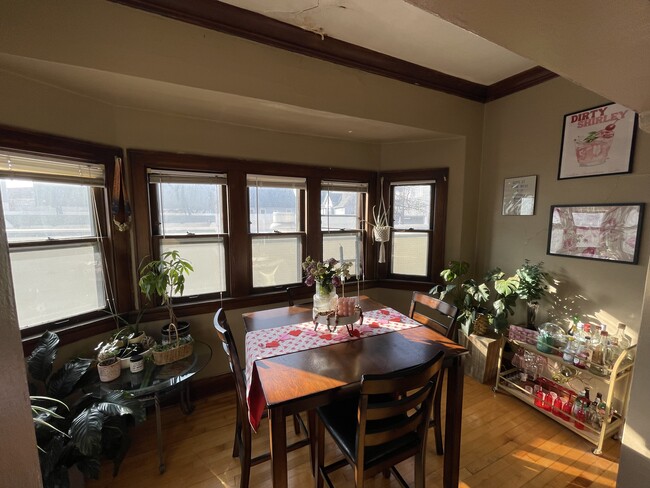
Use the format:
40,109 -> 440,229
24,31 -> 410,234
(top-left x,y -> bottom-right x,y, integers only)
409,291 -> 459,340
213,309 -> 248,419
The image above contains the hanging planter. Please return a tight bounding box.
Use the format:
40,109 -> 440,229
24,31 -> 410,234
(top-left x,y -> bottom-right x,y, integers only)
371,180 -> 391,264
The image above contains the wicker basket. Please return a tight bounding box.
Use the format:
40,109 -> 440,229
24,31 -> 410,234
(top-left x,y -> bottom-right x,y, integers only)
152,323 -> 194,366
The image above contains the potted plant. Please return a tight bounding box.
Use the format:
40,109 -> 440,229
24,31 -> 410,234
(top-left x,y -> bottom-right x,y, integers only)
138,250 -> 194,340
515,259 -> 550,328
429,260 -> 519,336
28,331 -> 145,487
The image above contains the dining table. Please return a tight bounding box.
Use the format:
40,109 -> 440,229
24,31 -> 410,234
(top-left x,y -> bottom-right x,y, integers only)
242,295 -> 468,488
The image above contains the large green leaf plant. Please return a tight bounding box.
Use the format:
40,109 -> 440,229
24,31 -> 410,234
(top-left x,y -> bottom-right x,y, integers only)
430,260 -> 520,335
28,331 -> 145,488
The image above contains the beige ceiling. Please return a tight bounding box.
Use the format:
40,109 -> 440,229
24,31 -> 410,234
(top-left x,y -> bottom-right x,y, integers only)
220,0 -> 537,85
406,0 -> 650,116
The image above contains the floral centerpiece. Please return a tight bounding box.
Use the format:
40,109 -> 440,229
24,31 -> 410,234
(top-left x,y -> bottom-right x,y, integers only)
302,256 -> 352,312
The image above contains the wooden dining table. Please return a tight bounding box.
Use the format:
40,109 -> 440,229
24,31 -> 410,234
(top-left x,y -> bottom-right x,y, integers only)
242,296 -> 468,488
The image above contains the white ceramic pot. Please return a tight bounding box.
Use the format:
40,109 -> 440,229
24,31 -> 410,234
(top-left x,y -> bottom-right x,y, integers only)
97,358 -> 121,382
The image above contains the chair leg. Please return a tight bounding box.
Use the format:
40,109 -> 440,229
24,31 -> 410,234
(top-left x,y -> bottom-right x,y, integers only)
314,416 -> 324,488
240,428 -> 252,488
308,410 -> 317,473
293,413 -> 301,435
414,449 -> 425,488
233,404 -> 242,458
433,372 -> 444,456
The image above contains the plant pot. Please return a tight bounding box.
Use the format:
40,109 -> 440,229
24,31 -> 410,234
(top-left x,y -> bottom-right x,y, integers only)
527,302 -> 539,329
128,331 -> 146,344
97,357 -> 121,383
161,321 -> 191,345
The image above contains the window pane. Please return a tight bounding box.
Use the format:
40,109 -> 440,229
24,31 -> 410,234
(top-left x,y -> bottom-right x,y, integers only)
393,185 -> 431,230
391,233 -> 429,276
252,236 -> 301,287
321,190 -> 360,231
0,180 -> 94,242
10,243 -> 106,328
323,233 -> 361,277
161,238 -> 226,296
249,187 -> 299,233
158,183 -> 223,235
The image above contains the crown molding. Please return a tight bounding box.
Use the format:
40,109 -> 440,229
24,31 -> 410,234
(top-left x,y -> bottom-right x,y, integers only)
109,0 -> 554,102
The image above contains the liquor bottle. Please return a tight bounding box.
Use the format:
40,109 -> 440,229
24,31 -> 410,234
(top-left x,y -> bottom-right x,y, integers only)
595,392 -> 607,427
590,329 -> 607,376
607,323 -> 631,366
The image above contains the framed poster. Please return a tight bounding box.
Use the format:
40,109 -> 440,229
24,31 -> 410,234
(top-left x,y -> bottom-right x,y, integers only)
558,102 -> 637,180
502,175 -> 537,216
547,203 -> 644,264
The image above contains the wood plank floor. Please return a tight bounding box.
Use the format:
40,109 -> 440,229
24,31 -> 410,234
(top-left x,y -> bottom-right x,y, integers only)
87,376 -> 620,488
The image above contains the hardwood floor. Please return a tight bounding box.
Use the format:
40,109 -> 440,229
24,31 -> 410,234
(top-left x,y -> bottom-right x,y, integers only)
87,376 -> 620,488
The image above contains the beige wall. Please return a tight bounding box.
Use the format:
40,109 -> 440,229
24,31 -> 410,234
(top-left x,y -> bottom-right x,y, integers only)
480,77 -> 649,338
0,198 -> 42,486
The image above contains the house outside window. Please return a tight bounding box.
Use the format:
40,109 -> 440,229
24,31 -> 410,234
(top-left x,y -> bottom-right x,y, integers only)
321,181 -> 367,277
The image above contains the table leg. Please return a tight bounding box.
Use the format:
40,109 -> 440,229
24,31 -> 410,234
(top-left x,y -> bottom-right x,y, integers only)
155,393 -> 165,474
269,406 -> 288,488
443,355 -> 465,488
180,381 -> 195,415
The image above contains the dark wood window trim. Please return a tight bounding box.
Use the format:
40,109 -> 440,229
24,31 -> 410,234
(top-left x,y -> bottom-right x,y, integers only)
377,168 -> 448,285
0,124 -> 132,350
109,0 -> 556,102
129,149 -> 378,318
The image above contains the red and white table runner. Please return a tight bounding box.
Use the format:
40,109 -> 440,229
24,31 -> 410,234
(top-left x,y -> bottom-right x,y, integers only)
245,307 -> 422,430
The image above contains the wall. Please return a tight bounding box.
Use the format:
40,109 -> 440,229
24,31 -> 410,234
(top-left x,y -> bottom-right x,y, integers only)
0,198 -> 42,486
480,77 -> 650,485
480,77 -> 650,337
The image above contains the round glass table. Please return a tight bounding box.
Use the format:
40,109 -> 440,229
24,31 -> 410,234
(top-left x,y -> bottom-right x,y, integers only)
87,341 -> 212,473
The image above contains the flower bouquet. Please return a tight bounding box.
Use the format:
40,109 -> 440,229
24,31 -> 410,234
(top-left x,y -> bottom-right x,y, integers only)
302,257 -> 362,334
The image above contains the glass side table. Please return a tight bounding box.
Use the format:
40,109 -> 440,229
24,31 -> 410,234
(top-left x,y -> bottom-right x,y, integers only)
86,341 -> 212,473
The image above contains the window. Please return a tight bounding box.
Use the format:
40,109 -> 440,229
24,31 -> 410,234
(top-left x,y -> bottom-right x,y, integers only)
321,181 -> 366,277
248,175 -> 305,288
148,169 -> 228,297
0,152 -> 108,329
380,169 -> 448,282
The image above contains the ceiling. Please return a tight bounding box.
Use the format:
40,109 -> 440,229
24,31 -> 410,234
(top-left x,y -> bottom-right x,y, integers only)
3,0 -> 648,141
218,0 -> 537,86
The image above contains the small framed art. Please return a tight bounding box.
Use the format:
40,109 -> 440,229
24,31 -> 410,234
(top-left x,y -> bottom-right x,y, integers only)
502,175 -> 537,216
558,102 -> 637,180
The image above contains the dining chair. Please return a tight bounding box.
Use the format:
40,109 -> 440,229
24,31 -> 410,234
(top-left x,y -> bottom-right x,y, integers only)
408,291 -> 459,455
286,285 -> 313,307
213,309 -> 310,488
314,350 -> 445,488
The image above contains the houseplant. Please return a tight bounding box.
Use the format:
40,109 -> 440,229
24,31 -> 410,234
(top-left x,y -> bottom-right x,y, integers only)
515,259 -> 550,327
139,250 -> 194,364
429,260 -> 519,336
28,331 -> 145,487
138,250 -> 193,333
302,256 -> 352,312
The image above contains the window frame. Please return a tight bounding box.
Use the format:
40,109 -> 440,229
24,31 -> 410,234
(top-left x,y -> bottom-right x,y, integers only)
148,170 -> 230,301
130,150 -> 378,314
0,124 -> 129,345
320,181 -> 368,280
247,174 -> 307,293
378,169 -> 448,283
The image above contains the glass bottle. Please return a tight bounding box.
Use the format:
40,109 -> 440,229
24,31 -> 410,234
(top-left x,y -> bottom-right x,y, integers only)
590,329 -> 607,376
607,322 -> 630,366
596,392 -> 607,426
573,388 -> 590,430
562,337 -> 576,364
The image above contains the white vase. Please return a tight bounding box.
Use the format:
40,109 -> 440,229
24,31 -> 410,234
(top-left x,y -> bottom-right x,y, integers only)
313,281 -> 338,313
